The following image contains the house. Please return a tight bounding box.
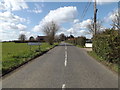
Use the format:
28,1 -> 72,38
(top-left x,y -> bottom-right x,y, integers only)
36,36 -> 47,42
85,39 -> 92,48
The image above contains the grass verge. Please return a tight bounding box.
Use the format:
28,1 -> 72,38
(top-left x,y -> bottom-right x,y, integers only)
88,51 -> 118,73
76,45 -> 85,48
2,42 -> 58,76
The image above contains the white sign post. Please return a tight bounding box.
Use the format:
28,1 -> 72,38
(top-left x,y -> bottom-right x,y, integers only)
28,42 -> 41,52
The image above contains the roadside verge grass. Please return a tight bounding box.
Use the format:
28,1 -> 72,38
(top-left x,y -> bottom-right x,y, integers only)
2,42 -> 58,76
88,51 -> 118,73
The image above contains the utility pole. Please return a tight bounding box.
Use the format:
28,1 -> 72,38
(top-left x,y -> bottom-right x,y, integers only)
94,0 -> 98,35
118,1 -> 120,34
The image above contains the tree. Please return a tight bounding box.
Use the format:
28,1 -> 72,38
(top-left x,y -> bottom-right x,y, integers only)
29,36 -> 35,41
59,33 -> 66,41
18,34 -> 26,42
43,21 -> 59,45
87,19 -> 103,35
54,35 -> 60,43
77,36 -> 86,47
111,10 -> 120,31
87,20 -> 94,34
69,35 -> 74,38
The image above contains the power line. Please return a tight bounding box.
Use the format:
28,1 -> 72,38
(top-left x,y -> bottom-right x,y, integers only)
80,0 -> 92,21
82,2 -> 92,19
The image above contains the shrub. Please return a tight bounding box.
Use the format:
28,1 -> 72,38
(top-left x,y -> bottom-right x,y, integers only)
93,29 -> 120,63
66,36 -> 86,47
76,36 -> 86,47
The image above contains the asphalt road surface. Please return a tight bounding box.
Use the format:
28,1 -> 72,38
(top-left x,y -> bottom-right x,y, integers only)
2,42 -> 118,88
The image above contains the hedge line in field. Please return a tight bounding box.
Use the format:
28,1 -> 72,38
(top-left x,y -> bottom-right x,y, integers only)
92,29 -> 120,63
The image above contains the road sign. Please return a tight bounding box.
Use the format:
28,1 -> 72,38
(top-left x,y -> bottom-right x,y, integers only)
28,42 -> 41,45
28,42 -> 41,52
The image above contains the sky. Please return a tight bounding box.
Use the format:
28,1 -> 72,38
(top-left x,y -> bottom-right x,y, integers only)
0,0 -> 119,41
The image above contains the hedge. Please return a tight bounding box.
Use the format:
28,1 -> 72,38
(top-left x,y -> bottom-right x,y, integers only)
66,36 -> 86,47
93,29 -> 120,63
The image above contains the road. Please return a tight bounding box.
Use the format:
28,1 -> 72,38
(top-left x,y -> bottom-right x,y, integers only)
2,42 -> 118,88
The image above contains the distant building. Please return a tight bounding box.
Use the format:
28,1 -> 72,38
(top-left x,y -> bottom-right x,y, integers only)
86,39 -> 92,43
85,39 -> 92,48
36,36 -> 47,42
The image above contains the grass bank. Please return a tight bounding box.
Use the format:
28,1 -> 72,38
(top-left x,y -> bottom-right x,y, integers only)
88,51 -> 119,73
2,42 -> 58,75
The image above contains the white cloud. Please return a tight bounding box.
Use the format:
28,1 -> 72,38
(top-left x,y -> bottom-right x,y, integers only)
0,31 -> 18,41
44,6 -> 77,23
0,11 -> 28,41
33,6 -> 78,32
92,0 -> 119,5
67,28 -> 74,33
33,24 -> 42,32
19,31 -> 38,40
79,19 -> 92,29
0,30 -> 33,41
16,24 -> 27,31
0,0 -> 28,11
27,9 -> 42,14
56,19 -> 93,38
0,11 -> 26,23
0,11 -> 27,31
72,19 -> 92,31
20,31 -> 30,36
73,19 -> 79,23
27,3 -> 42,14
104,9 -> 118,22
0,22 -> 27,31
56,26 -> 92,38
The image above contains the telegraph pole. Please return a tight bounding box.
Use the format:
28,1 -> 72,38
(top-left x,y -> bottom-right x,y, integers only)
118,1 -> 120,34
94,0 -> 97,35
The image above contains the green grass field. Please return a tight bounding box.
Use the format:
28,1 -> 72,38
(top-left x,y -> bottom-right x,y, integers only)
2,42 -> 58,74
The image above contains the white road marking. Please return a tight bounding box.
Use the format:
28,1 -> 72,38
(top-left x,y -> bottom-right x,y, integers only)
62,84 -> 66,89
65,47 -> 67,50
65,51 -> 67,58
64,58 -> 67,67
64,45 -> 67,67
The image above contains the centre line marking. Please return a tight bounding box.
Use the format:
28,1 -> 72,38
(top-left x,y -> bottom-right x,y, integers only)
64,58 -> 67,67
64,43 -> 68,67
64,51 -> 67,67
65,47 -> 67,50
65,51 -> 67,58
62,84 -> 66,89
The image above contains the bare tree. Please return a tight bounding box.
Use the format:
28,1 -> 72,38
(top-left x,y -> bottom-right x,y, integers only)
87,19 -> 94,34
18,34 -> 26,42
43,21 -> 59,45
87,19 -> 103,35
111,10 -> 120,31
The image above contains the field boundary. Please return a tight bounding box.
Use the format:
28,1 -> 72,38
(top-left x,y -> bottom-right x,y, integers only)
2,45 -> 58,77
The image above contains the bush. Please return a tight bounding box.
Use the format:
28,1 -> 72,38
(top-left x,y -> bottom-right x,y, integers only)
66,36 -> 86,47
76,37 -> 86,47
93,29 -> 120,63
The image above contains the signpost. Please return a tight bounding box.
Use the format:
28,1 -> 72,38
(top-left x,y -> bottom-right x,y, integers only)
28,42 -> 41,52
